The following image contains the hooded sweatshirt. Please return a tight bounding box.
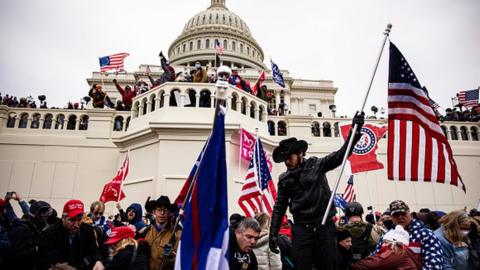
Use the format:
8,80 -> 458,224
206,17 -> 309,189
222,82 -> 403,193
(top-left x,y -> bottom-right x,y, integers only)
126,204 -> 146,232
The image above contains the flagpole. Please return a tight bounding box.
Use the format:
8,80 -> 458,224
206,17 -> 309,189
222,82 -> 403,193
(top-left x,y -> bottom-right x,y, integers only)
159,67 -> 231,270
321,23 -> 392,226
254,128 -> 264,213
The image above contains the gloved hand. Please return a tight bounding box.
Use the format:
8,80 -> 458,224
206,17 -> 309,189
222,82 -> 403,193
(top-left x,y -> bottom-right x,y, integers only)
113,78 -> 117,84
352,111 -> 365,131
269,234 -> 280,254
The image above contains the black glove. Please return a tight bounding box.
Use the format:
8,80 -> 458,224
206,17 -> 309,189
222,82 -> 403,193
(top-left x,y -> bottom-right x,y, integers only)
352,111 -> 365,131
269,234 -> 280,254
113,78 -> 117,84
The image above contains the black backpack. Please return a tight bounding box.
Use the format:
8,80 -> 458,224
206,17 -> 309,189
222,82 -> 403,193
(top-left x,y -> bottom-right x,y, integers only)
350,223 -> 373,262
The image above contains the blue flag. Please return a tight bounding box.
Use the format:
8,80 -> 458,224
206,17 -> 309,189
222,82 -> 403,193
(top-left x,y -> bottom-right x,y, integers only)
175,106 -> 229,270
271,59 -> 285,88
334,194 -> 347,210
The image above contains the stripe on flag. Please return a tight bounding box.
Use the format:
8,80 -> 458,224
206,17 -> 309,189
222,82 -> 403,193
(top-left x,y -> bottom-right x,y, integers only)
99,52 -> 129,73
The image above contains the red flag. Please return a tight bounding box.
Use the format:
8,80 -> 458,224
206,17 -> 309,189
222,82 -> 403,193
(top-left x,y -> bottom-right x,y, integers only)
340,122 -> 387,174
252,71 -> 266,96
100,155 -> 129,203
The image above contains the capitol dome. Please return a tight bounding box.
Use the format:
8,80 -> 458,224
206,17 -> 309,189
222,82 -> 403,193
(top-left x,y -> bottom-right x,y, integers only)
168,0 -> 265,70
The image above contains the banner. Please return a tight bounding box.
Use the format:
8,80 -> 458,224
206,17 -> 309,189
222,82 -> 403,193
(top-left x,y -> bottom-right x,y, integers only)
240,128 -> 273,171
100,155 -> 129,203
340,122 -> 387,174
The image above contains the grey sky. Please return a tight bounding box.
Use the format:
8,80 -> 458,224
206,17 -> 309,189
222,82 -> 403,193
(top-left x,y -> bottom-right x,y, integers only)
1,0 -> 478,117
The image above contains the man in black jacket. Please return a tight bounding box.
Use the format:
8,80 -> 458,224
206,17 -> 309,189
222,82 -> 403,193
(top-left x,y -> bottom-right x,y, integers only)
38,199 -> 104,270
229,218 -> 260,270
269,112 -> 364,270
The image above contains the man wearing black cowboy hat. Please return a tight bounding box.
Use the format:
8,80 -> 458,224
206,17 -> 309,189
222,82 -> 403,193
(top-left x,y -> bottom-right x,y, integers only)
269,112 -> 365,270
145,196 -> 181,270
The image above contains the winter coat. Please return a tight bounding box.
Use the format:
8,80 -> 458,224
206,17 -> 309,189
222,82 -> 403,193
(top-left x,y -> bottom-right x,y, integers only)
352,245 -> 419,270
193,68 -> 208,83
270,131 -> 361,235
88,88 -> 107,108
144,222 -> 181,270
126,203 -> 147,232
38,221 -> 102,270
105,241 -> 150,270
335,244 -> 352,270
373,219 -> 443,270
253,229 -> 282,270
434,226 -> 470,270
115,81 -> 137,108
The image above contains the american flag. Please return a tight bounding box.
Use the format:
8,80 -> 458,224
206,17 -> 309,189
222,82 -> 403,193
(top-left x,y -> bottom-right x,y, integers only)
238,138 -> 277,217
343,175 -> 356,203
215,40 -> 224,55
99,52 -> 129,73
387,42 -> 465,191
457,89 -> 479,109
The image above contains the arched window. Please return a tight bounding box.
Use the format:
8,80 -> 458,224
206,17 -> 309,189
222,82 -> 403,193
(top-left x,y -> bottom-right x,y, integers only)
202,15 -> 206,24
247,47 -> 250,56
231,93 -> 238,111
186,90 -> 196,107
449,126 -> 458,140
159,91 -> 165,108
150,95 -> 156,112
125,117 -> 131,131
267,121 -> 275,136
278,121 -> 287,136
199,90 -> 211,108
142,97 -> 148,115
223,39 -> 228,50
183,43 -> 186,52
240,44 -> 244,53
312,121 -> 320,137
18,113 -> 28,128
232,41 -> 236,51
170,90 -> 180,107
43,114 -> 53,129
229,16 -> 232,25
66,115 -> 77,130
189,41 -> 193,51
113,116 -> 124,131
55,114 -> 65,129
197,40 -> 201,49
31,113 -> 41,129
259,105 -> 264,121
460,126 -> 468,141
6,112 -> 16,128
471,126 -> 479,141
323,122 -> 332,137
206,39 -> 210,49
250,101 -> 256,119
241,97 -> 248,115
441,125 -> 448,138
79,115 -> 89,130
334,122 -> 340,137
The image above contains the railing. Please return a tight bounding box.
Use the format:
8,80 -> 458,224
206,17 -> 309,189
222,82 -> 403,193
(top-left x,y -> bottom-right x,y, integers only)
130,82 -> 269,123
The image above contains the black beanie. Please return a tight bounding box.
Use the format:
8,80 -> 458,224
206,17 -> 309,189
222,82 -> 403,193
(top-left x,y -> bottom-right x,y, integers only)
336,229 -> 352,242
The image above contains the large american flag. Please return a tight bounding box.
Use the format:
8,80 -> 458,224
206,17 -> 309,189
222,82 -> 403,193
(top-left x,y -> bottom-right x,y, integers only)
99,52 -> 129,72
343,175 -> 356,203
457,89 -> 479,109
238,138 -> 277,217
387,42 -> 465,191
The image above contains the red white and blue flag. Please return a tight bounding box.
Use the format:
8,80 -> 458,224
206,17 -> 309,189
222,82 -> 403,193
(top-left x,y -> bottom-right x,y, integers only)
387,42 -> 465,191
99,52 -> 129,73
251,70 -> 266,96
457,89 -> 479,109
215,40 -> 224,55
238,137 -> 277,217
343,175 -> 356,203
175,107 -> 229,270
99,155 -> 129,203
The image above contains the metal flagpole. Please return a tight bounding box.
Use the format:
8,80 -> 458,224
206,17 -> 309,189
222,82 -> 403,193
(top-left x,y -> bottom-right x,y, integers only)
254,128 -> 264,214
321,24 -> 392,225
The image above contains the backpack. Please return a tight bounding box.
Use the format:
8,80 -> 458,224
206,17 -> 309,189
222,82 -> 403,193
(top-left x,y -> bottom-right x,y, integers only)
349,223 -> 373,262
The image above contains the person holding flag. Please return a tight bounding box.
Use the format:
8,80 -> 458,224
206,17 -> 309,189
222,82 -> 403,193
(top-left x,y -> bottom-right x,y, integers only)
269,113 -> 365,270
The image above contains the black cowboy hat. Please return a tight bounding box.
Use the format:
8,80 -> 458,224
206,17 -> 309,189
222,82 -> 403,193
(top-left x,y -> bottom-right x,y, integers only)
272,137 -> 308,163
152,196 -> 178,212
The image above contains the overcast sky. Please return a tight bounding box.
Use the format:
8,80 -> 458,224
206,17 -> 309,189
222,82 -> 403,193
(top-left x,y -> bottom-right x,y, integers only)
1,0 -> 478,116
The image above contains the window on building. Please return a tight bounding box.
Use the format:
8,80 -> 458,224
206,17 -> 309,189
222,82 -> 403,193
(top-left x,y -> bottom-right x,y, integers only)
189,42 -> 193,51
206,39 -> 210,49
197,40 -> 201,49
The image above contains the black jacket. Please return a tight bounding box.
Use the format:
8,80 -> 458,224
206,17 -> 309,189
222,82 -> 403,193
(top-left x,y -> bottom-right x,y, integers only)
105,241 -> 150,270
228,229 -> 258,270
5,218 -> 44,269
38,222 -> 102,270
270,131 -> 361,235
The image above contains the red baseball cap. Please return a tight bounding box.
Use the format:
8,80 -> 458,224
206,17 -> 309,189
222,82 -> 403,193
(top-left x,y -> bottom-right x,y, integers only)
105,226 -> 135,245
63,199 -> 84,218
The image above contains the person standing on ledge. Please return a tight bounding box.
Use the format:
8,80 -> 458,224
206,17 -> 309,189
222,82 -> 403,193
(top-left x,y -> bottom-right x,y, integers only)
269,112 -> 365,270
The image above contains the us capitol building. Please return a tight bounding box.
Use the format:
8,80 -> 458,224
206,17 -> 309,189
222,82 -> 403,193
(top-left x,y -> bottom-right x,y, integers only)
1,0 -> 479,215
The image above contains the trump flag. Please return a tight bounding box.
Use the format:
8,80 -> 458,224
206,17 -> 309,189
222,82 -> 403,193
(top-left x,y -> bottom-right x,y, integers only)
99,155 -> 129,203
340,122 -> 387,174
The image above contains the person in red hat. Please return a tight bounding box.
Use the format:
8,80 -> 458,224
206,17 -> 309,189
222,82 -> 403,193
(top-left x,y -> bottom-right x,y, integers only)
38,199 -> 105,270
103,226 -> 150,270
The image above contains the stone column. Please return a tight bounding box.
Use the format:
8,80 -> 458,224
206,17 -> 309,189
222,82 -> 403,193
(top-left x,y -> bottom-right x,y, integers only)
139,104 -> 145,116
39,118 -> 45,129
27,117 -> 33,129
155,96 -> 162,109
75,119 -> 80,130
146,101 -> 152,113
254,108 -> 259,120
164,94 -> 171,107
195,94 -> 200,108
275,91 -> 281,113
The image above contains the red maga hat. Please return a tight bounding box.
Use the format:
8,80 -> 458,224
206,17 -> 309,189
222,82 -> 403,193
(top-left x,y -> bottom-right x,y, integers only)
105,226 -> 135,245
63,199 -> 84,218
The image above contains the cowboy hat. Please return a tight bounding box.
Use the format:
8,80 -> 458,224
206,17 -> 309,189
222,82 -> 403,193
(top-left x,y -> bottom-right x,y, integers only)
272,137 -> 308,163
152,195 -> 178,212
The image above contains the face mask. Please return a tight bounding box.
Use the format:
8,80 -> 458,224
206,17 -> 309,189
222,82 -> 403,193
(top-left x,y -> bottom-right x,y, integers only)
383,220 -> 394,230
461,230 -> 470,236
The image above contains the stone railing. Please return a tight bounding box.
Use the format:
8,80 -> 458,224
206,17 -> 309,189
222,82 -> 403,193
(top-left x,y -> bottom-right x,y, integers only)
130,81 -> 269,123
0,105 -> 131,133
